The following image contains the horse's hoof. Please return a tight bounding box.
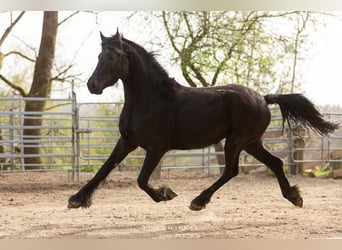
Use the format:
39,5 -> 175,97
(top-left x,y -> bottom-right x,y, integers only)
287,185 -> 303,208
67,200 -> 82,209
68,193 -> 92,209
294,197 -> 303,208
189,201 -> 204,211
189,194 -> 210,211
157,186 -> 178,201
164,187 -> 178,200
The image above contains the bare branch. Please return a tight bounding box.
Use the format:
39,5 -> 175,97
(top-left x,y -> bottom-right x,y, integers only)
162,11 -> 181,54
126,11 -> 138,20
11,34 -> 38,57
0,73 -> 27,97
51,63 -> 82,83
4,50 -> 36,63
180,61 -> 196,87
58,11 -> 80,26
0,11 -> 25,47
211,48 -> 234,86
44,102 -> 73,111
290,12 -> 310,93
183,12 -> 195,39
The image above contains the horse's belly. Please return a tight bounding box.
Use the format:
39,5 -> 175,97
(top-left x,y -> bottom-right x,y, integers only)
172,119 -> 228,149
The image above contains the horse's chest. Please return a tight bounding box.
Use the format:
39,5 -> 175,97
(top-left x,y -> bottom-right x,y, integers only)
119,112 -> 158,142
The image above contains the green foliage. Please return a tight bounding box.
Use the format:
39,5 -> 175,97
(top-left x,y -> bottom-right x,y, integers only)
313,166 -> 333,177
160,11 -> 314,94
80,165 -> 99,172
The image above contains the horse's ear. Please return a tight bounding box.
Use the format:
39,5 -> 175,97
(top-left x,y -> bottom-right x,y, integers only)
114,28 -> 120,39
100,31 -> 106,41
114,28 -> 123,42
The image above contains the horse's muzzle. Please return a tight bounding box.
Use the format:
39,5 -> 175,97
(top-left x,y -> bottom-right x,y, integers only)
87,79 -> 103,95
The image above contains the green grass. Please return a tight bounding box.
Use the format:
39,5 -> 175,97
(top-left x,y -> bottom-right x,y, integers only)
80,165 -> 100,172
312,166 -> 333,177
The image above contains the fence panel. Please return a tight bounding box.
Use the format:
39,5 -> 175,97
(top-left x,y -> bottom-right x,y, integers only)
289,112 -> 342,173
0,97 -> 77,177
1,97 -> 341,180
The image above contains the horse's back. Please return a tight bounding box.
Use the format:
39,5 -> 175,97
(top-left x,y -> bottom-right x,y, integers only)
171,84 -> 271,148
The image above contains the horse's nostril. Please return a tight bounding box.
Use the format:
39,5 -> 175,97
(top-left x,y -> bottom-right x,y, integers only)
87,79 -> 103,94
87,79 -> 96,91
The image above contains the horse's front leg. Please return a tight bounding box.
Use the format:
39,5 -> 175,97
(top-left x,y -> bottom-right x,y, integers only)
137,149 -> 177,202
68,137 -> 137,208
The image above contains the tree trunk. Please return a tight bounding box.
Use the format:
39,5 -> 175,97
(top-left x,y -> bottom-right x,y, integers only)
23,11 -> 58,169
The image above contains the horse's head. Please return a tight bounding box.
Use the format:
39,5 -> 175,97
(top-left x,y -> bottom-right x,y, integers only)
87,29 -> 129,94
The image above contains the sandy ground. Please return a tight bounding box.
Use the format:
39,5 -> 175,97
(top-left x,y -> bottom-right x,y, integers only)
0,170 -> 341,239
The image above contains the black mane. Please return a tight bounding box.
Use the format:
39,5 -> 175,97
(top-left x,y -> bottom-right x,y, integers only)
121,37 -> 170,78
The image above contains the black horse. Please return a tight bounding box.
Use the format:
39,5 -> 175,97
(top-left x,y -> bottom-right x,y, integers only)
68,29 -> 338,211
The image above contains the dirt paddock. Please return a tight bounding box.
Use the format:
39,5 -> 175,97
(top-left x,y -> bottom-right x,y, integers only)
0,170 -> 341,239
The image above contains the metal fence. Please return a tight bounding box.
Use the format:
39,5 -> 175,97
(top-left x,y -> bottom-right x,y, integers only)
0,97 -> 77,176
75,102 -> 342,176
1,96 -> 342,181
289,112 -> 342,168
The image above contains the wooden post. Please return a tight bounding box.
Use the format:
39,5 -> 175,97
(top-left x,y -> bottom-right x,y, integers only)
0,128 -> 5,165
290,126 -> 305,175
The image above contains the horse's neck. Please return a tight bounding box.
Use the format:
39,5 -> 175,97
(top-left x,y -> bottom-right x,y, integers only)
122,72 -> 176,107
121,46 -> 176,105
121,73 -> 149,106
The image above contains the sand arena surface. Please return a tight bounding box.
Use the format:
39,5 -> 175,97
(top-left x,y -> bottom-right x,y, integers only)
0,171 -> 341,239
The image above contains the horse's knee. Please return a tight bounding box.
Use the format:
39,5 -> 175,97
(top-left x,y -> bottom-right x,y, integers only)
231,166 -> 239,177
222,166 -> 239,180
268,157 -> 284,175
137,176 -> 147,190
274,157 -> 283,168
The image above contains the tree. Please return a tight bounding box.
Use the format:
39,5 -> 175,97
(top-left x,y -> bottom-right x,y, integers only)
0,11 -> 58,169
21,11 -> 58,169
0,11 -> 98,169
159,11 -> 313,170
0,12 -> 26,69
0,12 -> 26,166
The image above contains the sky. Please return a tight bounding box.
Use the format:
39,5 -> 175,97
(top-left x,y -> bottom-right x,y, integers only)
300,15 -> 342,107
1,11 -> 342,107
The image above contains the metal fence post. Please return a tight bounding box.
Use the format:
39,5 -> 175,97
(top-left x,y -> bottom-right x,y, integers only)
18,98 -> 25,170
71,82 -> 80,183
9,109 -> 14,170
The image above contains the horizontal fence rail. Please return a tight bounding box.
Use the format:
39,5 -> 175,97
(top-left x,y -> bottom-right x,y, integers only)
1,96 -> 342,181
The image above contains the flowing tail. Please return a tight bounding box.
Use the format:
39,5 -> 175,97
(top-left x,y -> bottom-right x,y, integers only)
264,94 -> 339,136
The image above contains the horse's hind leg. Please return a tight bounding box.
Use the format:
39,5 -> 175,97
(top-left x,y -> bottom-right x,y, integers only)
189,141 -> 242,211
245,140 -> 303,207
